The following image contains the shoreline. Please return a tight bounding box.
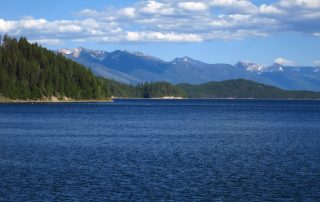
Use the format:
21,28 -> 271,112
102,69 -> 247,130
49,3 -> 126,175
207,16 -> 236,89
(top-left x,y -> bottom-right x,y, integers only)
1,97 -> 320,104
0,99 -> 113,104
113,97 -> 320,101
0,95 -> 113,103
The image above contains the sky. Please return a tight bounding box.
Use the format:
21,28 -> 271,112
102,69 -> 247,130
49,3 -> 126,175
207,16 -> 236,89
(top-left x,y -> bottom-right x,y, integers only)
0,0 -> 320,66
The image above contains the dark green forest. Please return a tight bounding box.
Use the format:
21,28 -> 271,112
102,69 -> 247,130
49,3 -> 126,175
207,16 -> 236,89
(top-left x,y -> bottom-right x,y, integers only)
0,35 -> 185,100
178,79 -> 320,99
102,79 -> 186,98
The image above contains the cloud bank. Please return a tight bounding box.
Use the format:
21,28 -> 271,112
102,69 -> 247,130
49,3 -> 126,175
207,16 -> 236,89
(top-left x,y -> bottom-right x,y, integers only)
0,0 -> 320,45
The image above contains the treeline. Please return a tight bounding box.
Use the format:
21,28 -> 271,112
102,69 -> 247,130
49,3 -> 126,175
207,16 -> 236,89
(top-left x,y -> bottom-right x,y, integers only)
101,79 -> 186,98
0,35 -> 186,100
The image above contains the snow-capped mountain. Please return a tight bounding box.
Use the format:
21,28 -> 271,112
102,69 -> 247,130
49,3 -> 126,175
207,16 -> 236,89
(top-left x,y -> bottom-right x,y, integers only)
58,48 -> 108,61
171,56 -> 206,67
58,47 -> 83,58
235,61 -> 266,73
58,47 -> 320,91
235,61 -> 285,73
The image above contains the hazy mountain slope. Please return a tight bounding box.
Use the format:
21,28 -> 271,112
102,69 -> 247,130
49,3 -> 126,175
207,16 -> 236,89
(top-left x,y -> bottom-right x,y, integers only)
72,57 -> 141,84
260,67 -> 320,91
58,48 -> 320,91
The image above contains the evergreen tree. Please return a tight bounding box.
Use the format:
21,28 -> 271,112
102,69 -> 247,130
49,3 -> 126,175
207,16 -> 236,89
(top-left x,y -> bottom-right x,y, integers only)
0,35 -> 111,100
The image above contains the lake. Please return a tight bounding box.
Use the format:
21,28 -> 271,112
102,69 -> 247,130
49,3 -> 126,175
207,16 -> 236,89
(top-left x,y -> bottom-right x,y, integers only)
0,99 -> 320,201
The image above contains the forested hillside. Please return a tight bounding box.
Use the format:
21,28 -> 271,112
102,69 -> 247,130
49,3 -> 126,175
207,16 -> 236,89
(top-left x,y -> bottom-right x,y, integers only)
0,35 -> 185,100
178,79 -> 320,99
0,35 -> 111,100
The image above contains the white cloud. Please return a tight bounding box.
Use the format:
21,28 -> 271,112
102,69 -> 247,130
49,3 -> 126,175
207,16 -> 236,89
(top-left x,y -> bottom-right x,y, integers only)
203,30 -> 268,40
279,0 -> 320,9
209,14 -> 276,29
29,38 -> 62,45
56,24 -> 82,33
209,0 -> 257,13
259,4 -> 285,14
0,19 -> 17,32
274,57 -> 295,65
20,18 -> 47,29
126,32 -> 140,41
119,7 -> 136,18
1,0 -> 320,44
141,1 -> 174,15
126,31 -> 203,42
178,2 -> 208,11
210,0 -> 252,7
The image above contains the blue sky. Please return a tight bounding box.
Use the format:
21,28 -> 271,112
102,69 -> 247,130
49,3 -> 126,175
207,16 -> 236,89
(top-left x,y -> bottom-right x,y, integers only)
0,0 -> 320,66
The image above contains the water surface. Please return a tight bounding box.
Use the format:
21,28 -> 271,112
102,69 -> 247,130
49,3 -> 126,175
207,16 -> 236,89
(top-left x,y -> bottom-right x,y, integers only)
0,99 -> 320,201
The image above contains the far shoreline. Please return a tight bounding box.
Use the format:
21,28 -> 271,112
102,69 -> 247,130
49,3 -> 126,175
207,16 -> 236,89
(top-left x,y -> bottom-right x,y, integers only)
2,97 -> 320,104
113,97 -> 320,101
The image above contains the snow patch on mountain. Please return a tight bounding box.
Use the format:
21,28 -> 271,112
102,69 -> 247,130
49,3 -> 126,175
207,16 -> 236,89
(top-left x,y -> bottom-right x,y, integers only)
88,50 -> 108,61
58,47 -> 83,58
171,56 -> 206,66
58,48 -> 73,55
235,61 -> 267,74
236,61 -> 285,73
58,47 -> 108,60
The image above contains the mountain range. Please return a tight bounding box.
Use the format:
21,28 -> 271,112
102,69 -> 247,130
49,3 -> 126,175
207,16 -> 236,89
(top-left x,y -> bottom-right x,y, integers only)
58,48 -> 320,91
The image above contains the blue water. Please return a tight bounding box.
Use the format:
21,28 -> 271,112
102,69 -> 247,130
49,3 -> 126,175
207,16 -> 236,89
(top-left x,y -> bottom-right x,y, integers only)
0,99 -> 320,201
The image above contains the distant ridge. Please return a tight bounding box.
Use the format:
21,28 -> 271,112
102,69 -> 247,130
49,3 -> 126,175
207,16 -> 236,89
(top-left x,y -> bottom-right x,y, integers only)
178,79 -> 320,99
